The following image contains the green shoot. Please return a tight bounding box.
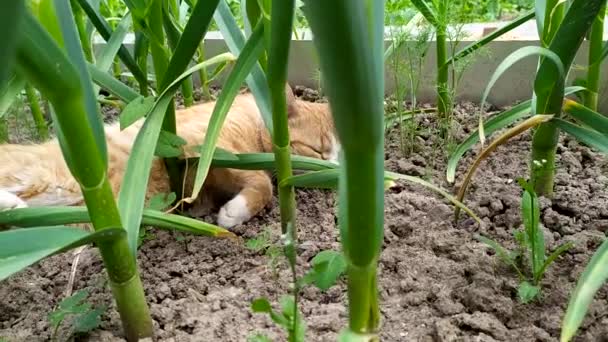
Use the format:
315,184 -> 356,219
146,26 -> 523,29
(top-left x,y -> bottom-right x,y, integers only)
247,334 -> 273,342
251,295 -> 306,342
246,227 -> 283,279
477,179 -> 572,303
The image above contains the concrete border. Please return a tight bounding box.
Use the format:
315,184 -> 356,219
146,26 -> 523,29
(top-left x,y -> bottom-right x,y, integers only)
94,20 -> 608,111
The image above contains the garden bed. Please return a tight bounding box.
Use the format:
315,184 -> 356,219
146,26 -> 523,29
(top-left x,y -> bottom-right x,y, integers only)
1,88 -> 607,341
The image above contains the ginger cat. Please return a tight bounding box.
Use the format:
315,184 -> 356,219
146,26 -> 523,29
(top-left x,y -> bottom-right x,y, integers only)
0,85 -> 339,228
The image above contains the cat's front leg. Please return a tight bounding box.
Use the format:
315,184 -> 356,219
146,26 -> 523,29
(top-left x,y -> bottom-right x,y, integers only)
217,170 -> 272,228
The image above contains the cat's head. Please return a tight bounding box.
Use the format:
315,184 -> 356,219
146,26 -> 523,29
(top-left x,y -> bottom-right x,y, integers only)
286,85 -> 340,164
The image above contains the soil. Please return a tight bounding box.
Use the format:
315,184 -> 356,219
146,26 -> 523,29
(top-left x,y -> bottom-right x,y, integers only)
2,87 -> 608,342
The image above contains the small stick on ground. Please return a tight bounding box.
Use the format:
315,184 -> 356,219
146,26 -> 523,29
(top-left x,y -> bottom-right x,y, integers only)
65,246 -> 87,298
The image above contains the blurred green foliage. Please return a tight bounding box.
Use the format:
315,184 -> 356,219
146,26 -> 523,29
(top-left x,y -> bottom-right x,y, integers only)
100,0 -> 534,30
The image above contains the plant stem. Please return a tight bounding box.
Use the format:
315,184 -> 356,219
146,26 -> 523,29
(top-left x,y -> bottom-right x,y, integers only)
180,77 -> 195,107
134,32 -> 149,96
436,1 -> 451,136
113,58 -> 121,79
585,5 -> 605,111
148,0 -> 182,198
82,179 -> 153,341
268,0 -> 298,339
162,5 -> 194,107
347,262 -> 379,331
303,0 -> 385,336
530,0 -> 604,195
71,0 -> 94,63
16,13 -> 154,339
531,121 -> 559,196
197,45 -> 212,101
24,83 -> 49,141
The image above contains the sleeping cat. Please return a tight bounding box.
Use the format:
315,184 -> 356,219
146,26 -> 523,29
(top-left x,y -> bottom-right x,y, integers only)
0,85 -> 339,228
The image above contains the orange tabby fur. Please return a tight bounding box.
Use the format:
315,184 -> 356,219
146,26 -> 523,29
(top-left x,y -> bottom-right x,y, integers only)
0,86 -> 339,228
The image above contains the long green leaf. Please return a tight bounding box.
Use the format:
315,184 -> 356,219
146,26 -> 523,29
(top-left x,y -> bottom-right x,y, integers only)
386,171 -> 481,223
553,118 -> 608,155
96,13 -> 133,72
0,1 -> 24,87
159,0 -> 219,90
534,0 -> 605,115
138,209 -> 235,238
478,46 -> 564,144
0,206 -> 235,239
54,0 -> 107,166
563,99 -> 608,135
409,0 -> 439,27
119,96 -> 172,255
600,41 -> 608,63
281,169 -> 340,189
444,10 -> 535,67
209,152 -> 337,171
93,13 -> 133,97
87,62 -> 140,102
75,0 -> 147,87
32,0 -> 64,45
214,0 -> 273,134
534,0 -> 548,38
118,53 -> 236,255
186,23 -> 265,203
446,86 -> 585,183
561,237 -> 608,341
538,241 -> 572,282
0,227 -> 124,281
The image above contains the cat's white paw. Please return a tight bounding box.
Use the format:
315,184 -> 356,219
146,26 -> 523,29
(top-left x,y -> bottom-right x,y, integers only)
217,194 -> 251,228
0,190 -> 28,211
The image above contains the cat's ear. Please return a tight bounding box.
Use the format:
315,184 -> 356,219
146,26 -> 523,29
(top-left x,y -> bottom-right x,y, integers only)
285,83 -> 298,118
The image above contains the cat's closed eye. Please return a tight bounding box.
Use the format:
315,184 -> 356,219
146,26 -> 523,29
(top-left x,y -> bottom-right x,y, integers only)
292,142 -> 324,159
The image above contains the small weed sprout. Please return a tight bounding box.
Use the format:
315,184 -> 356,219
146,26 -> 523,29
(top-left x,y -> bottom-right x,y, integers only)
48,290 -> 106,342
249,249 -> 346,341
250,295 -> 306,342
440,4 -> 489,148
477,179 -> 573,303
386,13 -> 432,157
311,68 -> 324,98
247,333 -> 273,342
246,227 -> 284,278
